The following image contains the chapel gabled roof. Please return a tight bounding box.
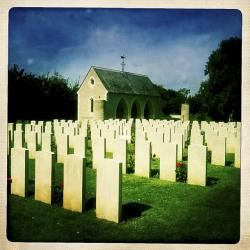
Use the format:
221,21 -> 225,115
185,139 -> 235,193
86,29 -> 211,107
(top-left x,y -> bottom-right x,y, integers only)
93,66 -> 160,97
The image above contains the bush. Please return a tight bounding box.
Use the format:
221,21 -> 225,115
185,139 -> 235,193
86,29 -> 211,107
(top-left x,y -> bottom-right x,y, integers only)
175,162 -> 187,182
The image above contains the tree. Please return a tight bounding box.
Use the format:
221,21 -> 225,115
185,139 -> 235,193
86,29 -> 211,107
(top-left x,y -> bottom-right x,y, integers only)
177,88 -> 190,103
8,65 -> 79,122
155,85 -> 190,115
192,37 -> 241,121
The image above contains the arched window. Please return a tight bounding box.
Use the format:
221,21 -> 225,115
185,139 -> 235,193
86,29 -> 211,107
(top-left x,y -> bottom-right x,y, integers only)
90,98 -> 94,113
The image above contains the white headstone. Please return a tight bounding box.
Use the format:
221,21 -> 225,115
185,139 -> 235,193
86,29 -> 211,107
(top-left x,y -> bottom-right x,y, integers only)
57,134 -> 69,164
187,144 -> 207,186
13,130 -> 24,148
74,135 -> 87,157
112,138 -> 128,174
171,133 -> 183,161
11,147 -> 29,197
135,139 -> 151,178
35,151 -> 55,204
42,133 -> 53,151
96,159 -> 122,223
26,131 -> 38,159
92,137 -> 106,169
234,140 -> 241,168
211,136 -> 226,166
63,154 -> 86,212
159,142 -> 177,181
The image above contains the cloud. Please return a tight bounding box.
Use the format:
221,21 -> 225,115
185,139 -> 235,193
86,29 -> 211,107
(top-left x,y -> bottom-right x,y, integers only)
27,58 -> 34,65
9,8 -> 241,95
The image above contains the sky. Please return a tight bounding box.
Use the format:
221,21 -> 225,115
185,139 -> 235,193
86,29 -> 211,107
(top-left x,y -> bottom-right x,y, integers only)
9,8 -> 242,94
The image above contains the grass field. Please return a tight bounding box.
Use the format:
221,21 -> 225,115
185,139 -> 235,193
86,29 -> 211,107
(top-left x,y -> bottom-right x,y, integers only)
7,139 -> 240,243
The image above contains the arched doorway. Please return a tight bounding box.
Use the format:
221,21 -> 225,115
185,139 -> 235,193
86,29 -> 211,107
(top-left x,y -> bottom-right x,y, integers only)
131,100 -> 141,118
116,98 -> 128,119
144,101 -> 154,119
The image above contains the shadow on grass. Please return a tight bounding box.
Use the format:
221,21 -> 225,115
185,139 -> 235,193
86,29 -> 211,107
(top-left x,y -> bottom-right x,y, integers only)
226,160 -> 234,167
127,167 -> 134,174
206,176 -> 219,186
123,202 -> 151,221
151,169 -> 159,178
28,180 -> 35,196
183,155 -> 188,161
85,197 -> 96,211
226,153 -> 234,167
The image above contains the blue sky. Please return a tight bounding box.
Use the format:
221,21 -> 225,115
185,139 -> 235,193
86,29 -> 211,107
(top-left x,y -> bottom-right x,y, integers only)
9,8 -> 241,94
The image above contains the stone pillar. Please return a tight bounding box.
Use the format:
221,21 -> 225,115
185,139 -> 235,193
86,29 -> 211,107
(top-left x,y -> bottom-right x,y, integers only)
96,159 -> 122,223
181,103 -> 189,122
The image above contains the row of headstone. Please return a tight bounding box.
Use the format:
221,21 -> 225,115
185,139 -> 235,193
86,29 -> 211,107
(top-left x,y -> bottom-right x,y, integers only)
10,145 -> 122,223
8,120 -> 88,165
8,118 -> 241,224
134,137 -> 207,186
135,119 -> 190,161
190,121 -> 241,168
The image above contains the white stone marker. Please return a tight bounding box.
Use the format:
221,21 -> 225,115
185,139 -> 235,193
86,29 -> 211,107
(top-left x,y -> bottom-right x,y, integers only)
8,123 -> 14,143
35,151 -> 55,204
13,130 -> 24,148
187,144 -> 207,186
96,159 -> 122,223
11,147 -> 29,197
24,124 -> 32,143
234,142 -> 241,168
135,139 -> 151,178
171,133 -> 183,161
57,134 -> 69,164
159,143 -> 177,181
112,138 -> 127,174
226,134 -> 236,154
26,131 -> 38,159
63,154 -> 86,212
92,137 -> 106,169
42,133 -> 53,151
191,133 -> 204,145
74,135 -> 87,157
15,123 -> 23,131
34,124 -> 43,145
211,136 -> 226,166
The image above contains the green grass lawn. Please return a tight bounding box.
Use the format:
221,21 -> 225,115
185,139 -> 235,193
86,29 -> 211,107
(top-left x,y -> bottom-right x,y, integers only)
7,144 -> 240,243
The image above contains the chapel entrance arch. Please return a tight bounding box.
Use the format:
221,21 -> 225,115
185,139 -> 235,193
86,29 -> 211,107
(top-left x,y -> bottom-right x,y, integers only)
116,98 -> 128,119
144,100 -> 154,119
131,100 -> 141,119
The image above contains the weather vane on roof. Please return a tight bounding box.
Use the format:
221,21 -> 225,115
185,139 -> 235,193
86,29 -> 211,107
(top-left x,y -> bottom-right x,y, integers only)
121,55 -> 126,72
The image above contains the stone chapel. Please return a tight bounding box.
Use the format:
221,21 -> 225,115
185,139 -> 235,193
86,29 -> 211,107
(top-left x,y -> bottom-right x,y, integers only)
77,66 -> 161,121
